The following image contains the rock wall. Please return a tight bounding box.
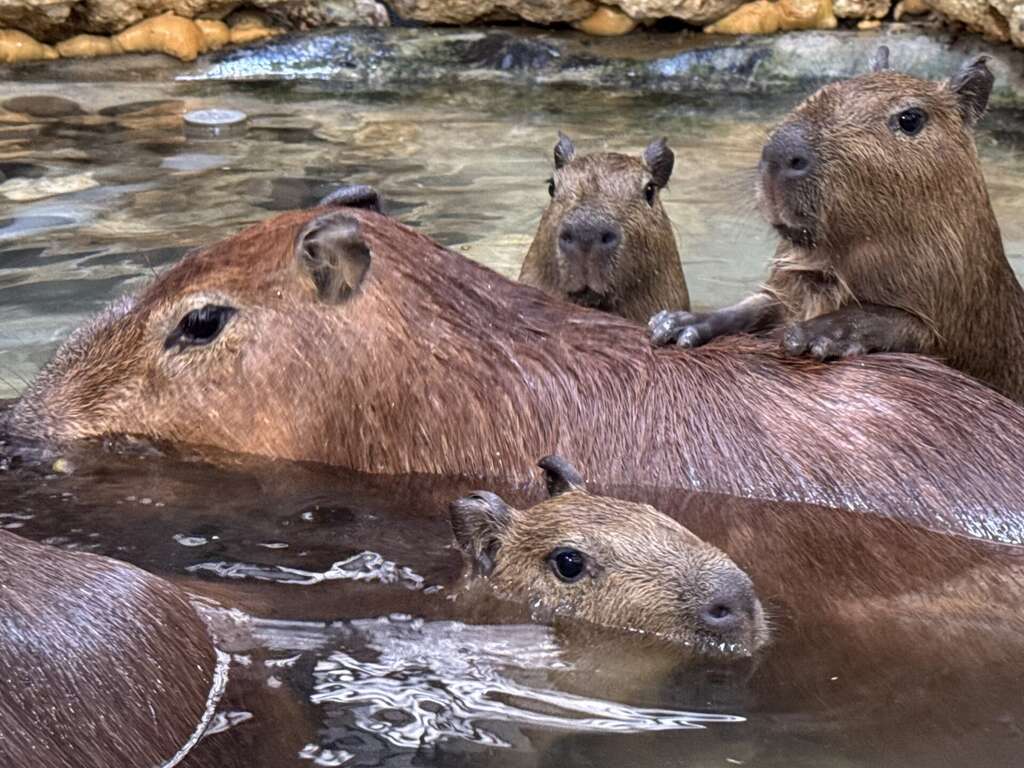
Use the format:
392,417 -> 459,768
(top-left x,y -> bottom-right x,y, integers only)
0,0 -> 1021,63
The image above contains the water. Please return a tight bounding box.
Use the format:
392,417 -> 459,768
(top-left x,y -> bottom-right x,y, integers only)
3,73 -> 1024,767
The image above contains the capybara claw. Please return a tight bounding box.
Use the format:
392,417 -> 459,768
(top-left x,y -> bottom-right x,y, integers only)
649,309 -> 698,347
318,184 -> 382,213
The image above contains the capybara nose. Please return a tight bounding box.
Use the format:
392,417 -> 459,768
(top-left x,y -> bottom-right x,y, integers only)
697,577 -> 758,636
558,213 -> 623,264
762,123 -> 814,181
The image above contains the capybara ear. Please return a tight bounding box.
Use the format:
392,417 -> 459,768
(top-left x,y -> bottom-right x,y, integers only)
949,55 -> 994,127
295,212 -> 371,303
538,455 -> 586,496
554,131 -> 576,169
449,491 -> 512,576
643,138 -> 674,188
317,184 -> 383,214
871,45 -> 890,72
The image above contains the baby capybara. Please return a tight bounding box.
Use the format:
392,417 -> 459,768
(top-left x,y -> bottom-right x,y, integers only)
450,456 -> 767,656
0,529 -> 220,768
519,133 -> 689,322
651,51 -> 1024,403
9,197 -> 1024,537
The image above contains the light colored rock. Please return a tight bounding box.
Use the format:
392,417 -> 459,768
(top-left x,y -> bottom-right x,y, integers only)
1011,2 -> 1024,48
706,0 -> 836,33
893,0 -> 929,19
0,172 -> 98,201
857,16 -> 882,25
0,28 -> 58,61
388,0 -> 597,25
195,18 -> 229,51
834,0 -> 891,19
922,0 -> 1011,40
56,32 -> 120,56
114,11 -> 202,60
574,5 -> 638,34
616,0 -> 746,24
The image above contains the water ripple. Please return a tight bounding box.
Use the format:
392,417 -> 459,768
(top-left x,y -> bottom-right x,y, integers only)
187,550 -> 425,589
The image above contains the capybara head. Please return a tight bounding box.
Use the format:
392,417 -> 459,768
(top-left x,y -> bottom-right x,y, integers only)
519,133 -> 689,322
758,50 -> 994,251
449,456 -> 768,657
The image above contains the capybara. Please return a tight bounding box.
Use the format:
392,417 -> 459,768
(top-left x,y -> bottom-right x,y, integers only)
650,52 -> 1024,403
9,199 -> 1024,540
0,529 -> 221,768
450,456 -> 767,655
519,133 -> 689,321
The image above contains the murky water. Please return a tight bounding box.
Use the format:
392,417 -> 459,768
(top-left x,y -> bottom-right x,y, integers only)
3,75 -> 1024,768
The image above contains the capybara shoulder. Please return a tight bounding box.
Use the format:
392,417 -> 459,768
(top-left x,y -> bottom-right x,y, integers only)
0,529 -> 220,768
650,51 -> 1024,403
520,133 -> 689,322
449,456 -> 767,656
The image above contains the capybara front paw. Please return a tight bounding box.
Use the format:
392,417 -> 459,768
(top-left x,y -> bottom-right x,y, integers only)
782,320 -> 866,361
649,309 -> 702,347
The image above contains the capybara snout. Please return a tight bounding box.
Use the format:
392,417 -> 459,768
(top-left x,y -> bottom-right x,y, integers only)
450,456 -> 768,656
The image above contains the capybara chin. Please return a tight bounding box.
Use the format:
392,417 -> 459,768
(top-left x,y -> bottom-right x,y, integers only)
650,51 -> 1024,404
9,199 -> 1024,538
450,456 -> 767,656
519,133 -> 689,322
0,529 -> 220,768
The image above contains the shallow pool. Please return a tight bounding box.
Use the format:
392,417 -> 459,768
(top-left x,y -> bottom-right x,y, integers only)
3,54 -> 1024,768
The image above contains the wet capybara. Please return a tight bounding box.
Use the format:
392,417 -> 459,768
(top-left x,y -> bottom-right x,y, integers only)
449,456 -> 767,656
650,52 -> 1024,403
0,529 -> 221,768
519,133 -> 689,321
9,201 -> 1024,540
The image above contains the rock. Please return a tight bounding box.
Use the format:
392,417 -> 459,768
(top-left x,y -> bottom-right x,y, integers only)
195,19 -> 230,52
574,5 -> 638,35
706,0 -> 836,33
922,0 -> 1011,40
778,0 -> 837,28
388,0 -> 597,25
1012,3 -> 1024,48
227,11 -> 283,46
834,0 -> 891,19
706,0 -> 781,32
114,12 -> 203,60
0,29 -> 59,62
0,1 -> 74,40
3,95 -> 85,116
56,33 -> 120,57
616,0 -> 746,24
303,0 -> 390,26
0,171 -> 99,201
857,17 -> 882,26
894,0 -> 929,14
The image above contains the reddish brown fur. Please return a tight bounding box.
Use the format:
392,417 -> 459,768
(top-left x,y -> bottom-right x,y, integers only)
0,529 -> 218,768
9,208 -> 1024,538
520,145 -> 689,321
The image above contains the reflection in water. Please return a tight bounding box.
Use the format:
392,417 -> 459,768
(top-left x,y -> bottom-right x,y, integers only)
305,617 -> 742,750
188,550 -> 427,589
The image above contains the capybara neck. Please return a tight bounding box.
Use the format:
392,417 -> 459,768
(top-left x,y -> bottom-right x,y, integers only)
11,207 -> 1024,537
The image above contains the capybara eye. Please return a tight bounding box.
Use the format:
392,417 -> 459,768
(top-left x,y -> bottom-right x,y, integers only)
895,108 -> 928,136
547,178 -> 556,198
165,304 -> 237,350
549,547 -> 587,583
644,182 -> 657,205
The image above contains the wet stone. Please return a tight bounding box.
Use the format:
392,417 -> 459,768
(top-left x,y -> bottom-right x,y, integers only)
2,96 -> 88,118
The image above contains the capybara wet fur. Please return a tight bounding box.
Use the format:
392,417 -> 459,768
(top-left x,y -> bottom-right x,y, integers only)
0,529 -> 219,768
10,196 -> 1024,534
651,50 -> 1024,403
520,133 -> 689,322
450,456 -> 767,656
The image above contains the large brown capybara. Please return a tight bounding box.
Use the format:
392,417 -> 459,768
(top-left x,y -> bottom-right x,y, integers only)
450,456 -> 767,657
519,134 -> 689,321
8,200 -> 1024,540
0,529 -> 222,768
650,51 -> 1024,403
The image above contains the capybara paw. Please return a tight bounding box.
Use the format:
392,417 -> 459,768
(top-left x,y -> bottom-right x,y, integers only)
649,309 -> 700,347
318,184 -> 382,213
782,321 -> 865,361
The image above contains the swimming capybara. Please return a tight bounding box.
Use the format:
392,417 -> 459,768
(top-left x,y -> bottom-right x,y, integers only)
0,529 -> 221,768
449,456 -> 767,656
650,52 -> 1024,403
519,133 -> 689,321
9,200 -> 1024,539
